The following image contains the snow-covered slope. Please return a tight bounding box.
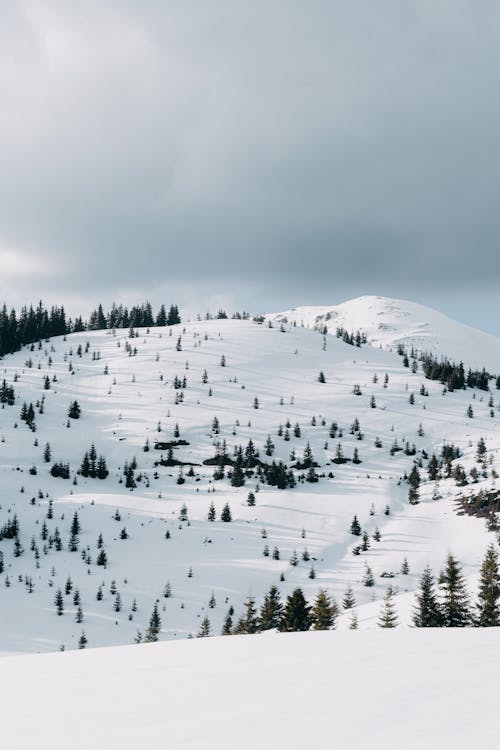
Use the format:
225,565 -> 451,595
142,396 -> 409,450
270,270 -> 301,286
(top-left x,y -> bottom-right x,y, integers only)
268,295 -> 500,372
3,629 -> 498,750
0,316 -> 498,654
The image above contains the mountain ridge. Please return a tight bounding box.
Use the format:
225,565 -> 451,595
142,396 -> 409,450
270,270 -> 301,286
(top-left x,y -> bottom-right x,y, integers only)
267,295 -> 500,372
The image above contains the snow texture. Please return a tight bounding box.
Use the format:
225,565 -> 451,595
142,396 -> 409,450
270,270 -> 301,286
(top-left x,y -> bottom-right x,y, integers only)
2,629 -> 498,750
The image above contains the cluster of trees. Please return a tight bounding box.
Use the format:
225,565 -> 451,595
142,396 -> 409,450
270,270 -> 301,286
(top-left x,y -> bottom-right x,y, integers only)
417,352 -> 492,391
0,299 -> 181,357
79,445 -> 109,480
413,547 -> 500,627
334,326 -> 367,347
0,302 -> 67,357
222,585 -> 341,636
19,401 -> 36,430
88,302 -> 180,330
0,379 -> 15,405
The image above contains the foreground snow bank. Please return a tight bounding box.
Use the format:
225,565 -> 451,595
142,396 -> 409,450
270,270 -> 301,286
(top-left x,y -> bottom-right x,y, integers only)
3,629 -> 497,749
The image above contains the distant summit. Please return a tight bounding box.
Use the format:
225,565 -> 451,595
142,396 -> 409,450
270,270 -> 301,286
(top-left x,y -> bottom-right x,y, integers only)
267,295 -> 500,372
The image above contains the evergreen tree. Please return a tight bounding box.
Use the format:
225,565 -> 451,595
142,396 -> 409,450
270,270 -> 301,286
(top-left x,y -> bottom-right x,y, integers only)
70,511 -> 81,537
349,610 -> 359,629
68,400 -> 81,419
156,304 -> 167,327
362,563 -> 374,587
240,595 -> 259,634
476,544 -> 500,626
378,586 -> 398,628
220,503 -> 232,522
96,548 -> 108,567
311,589 -> 339,630
197,616 -> 211,638
54,588 -> 64,616
144,603 -> 161,641
221,611 -> 233,635
342,586 -> 356,610
413,565 -> 442,627
289,549 -> 299,567
166,304 -> 181,326
279,588 -> 312,632
230,462 -> 245,487
350,515 -> 361,536
438,554 -> 471,627
258,585 -> 284,631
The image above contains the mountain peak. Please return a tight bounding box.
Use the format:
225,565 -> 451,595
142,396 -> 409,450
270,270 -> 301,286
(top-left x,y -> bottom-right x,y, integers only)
267,295 -> 500,372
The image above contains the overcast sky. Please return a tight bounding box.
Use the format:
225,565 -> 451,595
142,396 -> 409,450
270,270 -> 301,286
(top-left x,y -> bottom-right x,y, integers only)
1,1 -> 499,332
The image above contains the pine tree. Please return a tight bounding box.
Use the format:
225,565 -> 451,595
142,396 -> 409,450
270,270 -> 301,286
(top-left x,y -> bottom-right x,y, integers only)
258,585 -> 284,631
54,588 -> 64,616
311,589 -> 339,630
240,595 -> 259,634
78,630 -> 88,649
350,515 -> 361,536
476,544 -> 500,626
220,503 -> 232,522
144,603 -> 161,641
279,588 -> 312,632
230,463 -> 245,487
207,501 -> 216,522
413,565 -> 442,627
96,548 -> 108,567
70,511 -> 81,537
68,400 -> 81,419
361,531 -> 370,551
197,616 -> 211,637
221,611 -> 233,635
438,554 -> 471,627
289,549 -> 299,567
342,586 -> 356,610
378,586 -> 398,628
362,563 -> 374,587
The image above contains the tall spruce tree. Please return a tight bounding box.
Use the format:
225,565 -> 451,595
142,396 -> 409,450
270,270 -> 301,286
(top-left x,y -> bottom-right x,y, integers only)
258,585 -> 284,631
279,588 -> 312,632
342,586 -> 356,610
240,595 -> 259,634
378,586 -> 398,628
438,554 -> 471,627
311,589 -> 339,630
476,544 -> 500,627
197,616 -> 211,638
413,565 -> 442,627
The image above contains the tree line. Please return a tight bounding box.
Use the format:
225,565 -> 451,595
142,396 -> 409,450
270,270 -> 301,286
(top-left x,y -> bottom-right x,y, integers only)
0,301 -> 181,357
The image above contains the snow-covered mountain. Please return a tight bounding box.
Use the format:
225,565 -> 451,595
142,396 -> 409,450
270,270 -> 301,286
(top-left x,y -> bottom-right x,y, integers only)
268,295 -> 500,372
0,299 -> 499,654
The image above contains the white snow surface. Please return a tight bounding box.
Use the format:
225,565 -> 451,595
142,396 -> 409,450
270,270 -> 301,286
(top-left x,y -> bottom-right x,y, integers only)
3,629 -> 498,750
268,295 -> 500,371
0,305 -> 499,654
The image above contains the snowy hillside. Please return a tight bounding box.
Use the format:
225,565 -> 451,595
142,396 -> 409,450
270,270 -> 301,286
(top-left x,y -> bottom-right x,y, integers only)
3,629 -> 498,750
0,313 -> 499,653
268,295 -> 500,372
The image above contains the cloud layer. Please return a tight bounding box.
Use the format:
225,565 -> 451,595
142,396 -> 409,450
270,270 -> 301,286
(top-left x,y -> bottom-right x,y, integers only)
1,1 -> 499,323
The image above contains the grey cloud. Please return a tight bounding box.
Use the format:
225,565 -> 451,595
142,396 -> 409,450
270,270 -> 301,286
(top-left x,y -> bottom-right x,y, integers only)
0,1 -> 499,324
